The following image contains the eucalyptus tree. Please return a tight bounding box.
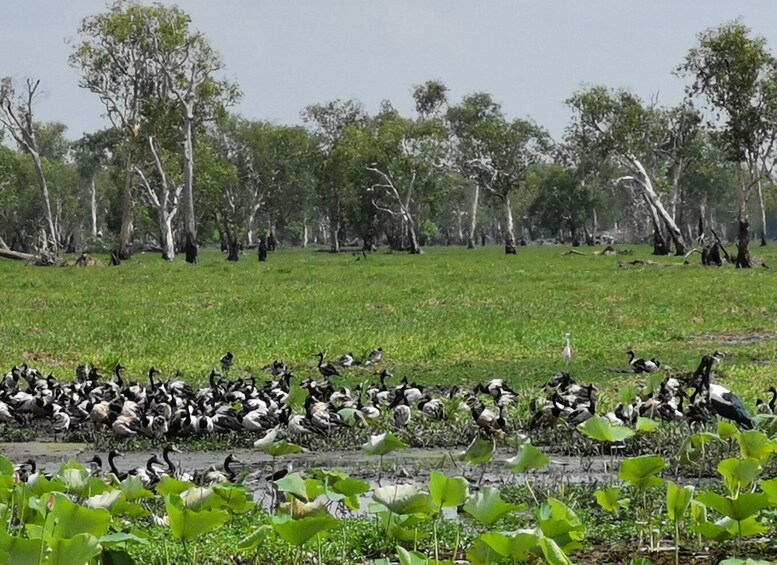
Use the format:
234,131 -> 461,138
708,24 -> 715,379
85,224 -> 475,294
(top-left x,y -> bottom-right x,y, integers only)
146,13 -> 240,263
461,111 -> 550,254
0,78 -> 58,253
679,20 -> 777,266
364,115 -> 446,254
72,128 -> 122,239
302,99 -> 367,252
660,103 -> 706,244
35,123 -> 82,252
447,92 -> 503,248
566,87 -> 692,255
0,143 -> 30,249
71,1 -> 160,259
132,134 -> 183,261
527,163 -> 599,244
71,0 -> 239,263
260,125 -> 318,247
196,125 -> 242,260
683,137 -> 739,240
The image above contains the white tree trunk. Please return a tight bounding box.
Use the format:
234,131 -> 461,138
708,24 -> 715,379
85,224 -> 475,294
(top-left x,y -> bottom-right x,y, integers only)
159,213 -> 175,261
757,175 -> 768,246
246,210 -> 257,247
302,213 -> 309,248
468,183 -> 479,249
503,193 -> 516,254
28,151 -> 58,252
90,176 -> 98,238
625,157 -> 686,254
405,213 -> 421,254
456,206 -> 463,244
118,153 -> 134,259
182,113 -> 197,263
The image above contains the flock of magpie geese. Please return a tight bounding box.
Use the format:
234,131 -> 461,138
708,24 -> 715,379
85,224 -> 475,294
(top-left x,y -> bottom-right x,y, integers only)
11,446 -> 241,489
529,351 -> 767,431
0,348 -> 772,462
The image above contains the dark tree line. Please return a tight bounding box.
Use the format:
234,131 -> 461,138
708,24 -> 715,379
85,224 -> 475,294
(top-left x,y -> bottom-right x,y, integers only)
1,5 -> 776,267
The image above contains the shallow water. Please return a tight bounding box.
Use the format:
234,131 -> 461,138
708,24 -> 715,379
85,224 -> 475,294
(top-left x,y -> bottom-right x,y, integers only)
1,441 -> 617,497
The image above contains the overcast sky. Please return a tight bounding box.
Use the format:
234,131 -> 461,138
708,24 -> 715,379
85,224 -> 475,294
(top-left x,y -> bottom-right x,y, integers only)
2,1 -> 777,141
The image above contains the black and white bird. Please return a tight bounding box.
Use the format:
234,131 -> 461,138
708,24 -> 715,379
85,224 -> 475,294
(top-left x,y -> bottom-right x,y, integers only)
417,397 -> 445,421
199,454 -> 241,484
566,384 -> 597,426
337,353 -> 356,368
756,386 -> 777,415
700,355 -> 754,430
627,350 -> 660,373
220,352 -> 234,373
316,352 -> 341,378
392,400 -> 411,429
364,348 -> 383,366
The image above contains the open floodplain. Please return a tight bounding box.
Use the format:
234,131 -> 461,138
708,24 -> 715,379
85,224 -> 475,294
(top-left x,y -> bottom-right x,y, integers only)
2,245 -> 777,564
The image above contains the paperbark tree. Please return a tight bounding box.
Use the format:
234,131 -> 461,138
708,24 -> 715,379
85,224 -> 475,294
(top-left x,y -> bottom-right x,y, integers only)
70,2 -> 164,259
0,78 -> 57,253
133,136 -> 182,260
527,163 -> 599,244
71,1 -> 239,263
466,117 -> 550,254
73,128 -> 121,240
447,93 -> 504,249
566,87 -> 690,255
679,20 -> 777,266
150,28 -> 240,263
303,99 -> 366,253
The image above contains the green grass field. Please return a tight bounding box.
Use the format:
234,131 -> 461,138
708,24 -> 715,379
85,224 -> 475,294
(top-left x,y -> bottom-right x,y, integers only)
1,244 -> 776,399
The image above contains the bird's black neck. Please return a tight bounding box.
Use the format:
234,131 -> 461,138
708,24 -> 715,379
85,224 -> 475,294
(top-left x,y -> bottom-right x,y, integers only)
162,447 -> 176,474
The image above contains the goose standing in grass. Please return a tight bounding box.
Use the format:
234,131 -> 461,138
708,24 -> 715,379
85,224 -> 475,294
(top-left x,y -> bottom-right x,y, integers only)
0,397 -> 21,424
397,379 -> 425,406
529,401 -> 563,430
627,351 -> 660,373
417,396 -> 445,421
50,404 -> 70,440
756,398 -> 772,415
337,353 -> 356,367
316,352 -> 341,378
220,352 -> 234,373
282,408 -> 325,438
364,347 -> 383,366
474,378 -> 516,398
566,384 -> 596,426
112,413 -> 140,438
355,397 -> 381,422
392,399 -> 411,429
468,398 -> 505,437
700,354 -> 754,430
563,332 -> 572,364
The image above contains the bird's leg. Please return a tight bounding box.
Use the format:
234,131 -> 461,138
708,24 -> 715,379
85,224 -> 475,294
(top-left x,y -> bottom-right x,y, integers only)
477,461 -> 490,487
446,451 -> 459,470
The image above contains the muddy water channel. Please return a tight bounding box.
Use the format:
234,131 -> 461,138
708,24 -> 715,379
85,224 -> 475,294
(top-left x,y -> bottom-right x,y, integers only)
1,442 -> 618,513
